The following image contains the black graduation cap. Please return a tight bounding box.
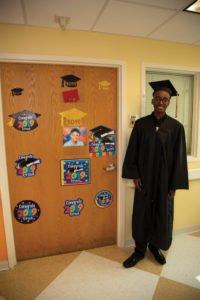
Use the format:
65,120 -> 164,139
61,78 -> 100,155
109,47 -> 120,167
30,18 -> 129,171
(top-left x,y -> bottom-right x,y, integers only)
68,166 -> 83,173
9,110 -> 41,120
11,87 -> 24,96
149,80 -> 180,117
15,157 -> 41,168
61,74 -> 81,87
149,80 -> 178,97
90,125 -> 115,138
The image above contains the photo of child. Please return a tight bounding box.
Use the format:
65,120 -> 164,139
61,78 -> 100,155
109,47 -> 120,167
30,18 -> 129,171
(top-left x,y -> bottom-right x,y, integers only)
63,127 -> 86,147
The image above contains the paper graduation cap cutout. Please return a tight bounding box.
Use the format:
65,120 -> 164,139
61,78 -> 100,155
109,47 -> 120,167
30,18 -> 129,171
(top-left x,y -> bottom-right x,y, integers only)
149,80 -> 179,117
8,110 -> 41,131
15,156 -> 41,168
59,108 -> 87,127
62,89 -> 80,102
61,74 -> 81,87
15,154 -> 41,177
89,125 -> 116,157
90,125 -> 115,139
98,80 -> 111,90
11,87 -> 24,96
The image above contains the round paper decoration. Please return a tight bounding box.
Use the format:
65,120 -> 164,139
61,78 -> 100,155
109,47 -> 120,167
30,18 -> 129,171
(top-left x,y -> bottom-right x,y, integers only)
14,200 -> 41,224
95,190 -> 113,208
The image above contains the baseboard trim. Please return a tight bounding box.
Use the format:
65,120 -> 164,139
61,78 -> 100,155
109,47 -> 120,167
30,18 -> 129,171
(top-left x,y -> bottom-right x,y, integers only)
124,225 -> 200,248
173,225 -> 200,235
124,239 -> 135,248
0,261 -> 9,271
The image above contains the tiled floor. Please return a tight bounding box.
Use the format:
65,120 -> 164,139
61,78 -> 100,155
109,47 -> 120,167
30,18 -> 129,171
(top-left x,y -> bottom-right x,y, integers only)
0,232 -> 200,300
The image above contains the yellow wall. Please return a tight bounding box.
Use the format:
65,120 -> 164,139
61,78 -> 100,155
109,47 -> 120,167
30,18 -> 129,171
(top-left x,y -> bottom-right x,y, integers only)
0,24 -> 200,249
175,180 -> 200,229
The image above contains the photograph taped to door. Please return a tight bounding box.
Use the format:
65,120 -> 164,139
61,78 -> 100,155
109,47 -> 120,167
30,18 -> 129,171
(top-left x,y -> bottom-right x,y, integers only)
64,198 -> 84,217
95,191 -> 113,208
15,154 -> 41,177
14,200 -> 41,224
60,158 -> 90,186
7,110 -> 41,131
63,127 -> 86,147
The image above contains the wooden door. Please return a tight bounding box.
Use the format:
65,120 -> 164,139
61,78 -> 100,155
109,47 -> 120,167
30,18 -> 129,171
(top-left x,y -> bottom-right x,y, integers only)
0,63 -> 117,260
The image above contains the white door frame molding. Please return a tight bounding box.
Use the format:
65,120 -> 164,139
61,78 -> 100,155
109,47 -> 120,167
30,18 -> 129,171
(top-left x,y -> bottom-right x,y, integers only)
0,53 -> 127,267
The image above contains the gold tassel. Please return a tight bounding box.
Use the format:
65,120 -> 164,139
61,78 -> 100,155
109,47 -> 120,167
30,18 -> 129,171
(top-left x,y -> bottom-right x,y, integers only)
175,95 -> 178,118
61,116 -> 64,127
7,118 -> 14,127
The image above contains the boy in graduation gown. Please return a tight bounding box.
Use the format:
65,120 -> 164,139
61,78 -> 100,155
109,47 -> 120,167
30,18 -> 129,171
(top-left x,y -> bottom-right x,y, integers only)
122,80 -> 189,268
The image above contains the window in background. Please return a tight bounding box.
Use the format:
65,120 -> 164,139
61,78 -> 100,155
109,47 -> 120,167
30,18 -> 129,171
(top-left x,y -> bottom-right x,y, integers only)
145,71 -> 194,155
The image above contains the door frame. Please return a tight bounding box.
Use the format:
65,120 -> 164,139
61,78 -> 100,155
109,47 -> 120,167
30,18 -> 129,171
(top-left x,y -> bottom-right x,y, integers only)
0,53 -> 127,267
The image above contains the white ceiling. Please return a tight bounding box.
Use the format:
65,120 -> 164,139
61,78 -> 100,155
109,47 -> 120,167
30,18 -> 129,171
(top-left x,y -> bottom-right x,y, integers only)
0,0 -> 200,46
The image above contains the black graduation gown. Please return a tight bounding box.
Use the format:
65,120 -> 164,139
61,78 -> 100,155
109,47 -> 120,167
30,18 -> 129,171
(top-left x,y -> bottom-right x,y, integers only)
122,113 -> 189,250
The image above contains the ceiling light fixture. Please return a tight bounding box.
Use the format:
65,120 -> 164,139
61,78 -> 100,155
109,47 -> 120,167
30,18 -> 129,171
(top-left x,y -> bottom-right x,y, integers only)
55,16 -> 70,30
183,0 -> 200,14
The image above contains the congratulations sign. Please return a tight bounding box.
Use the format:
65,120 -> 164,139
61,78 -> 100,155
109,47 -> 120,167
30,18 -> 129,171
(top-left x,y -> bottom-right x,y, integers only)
14,200 -> 41,224
61,159 -> 90,186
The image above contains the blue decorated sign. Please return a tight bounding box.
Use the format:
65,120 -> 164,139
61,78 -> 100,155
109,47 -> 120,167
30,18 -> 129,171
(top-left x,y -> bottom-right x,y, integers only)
61,159 -> 90,186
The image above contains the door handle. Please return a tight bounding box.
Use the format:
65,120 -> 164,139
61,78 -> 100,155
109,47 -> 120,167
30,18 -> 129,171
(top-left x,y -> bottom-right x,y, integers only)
104,163 -> 116,171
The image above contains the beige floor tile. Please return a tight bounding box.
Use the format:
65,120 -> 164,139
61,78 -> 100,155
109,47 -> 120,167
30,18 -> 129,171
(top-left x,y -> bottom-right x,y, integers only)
35,251 -> 159,300
88,244 -> 133,263
89,245 -> 166,276
1,235 -> 198,300
0,251 -> 80,300
161,234 -> 200,289
189,231 -> 200,238
135,249 -> 166,276
153,277 -> 200,300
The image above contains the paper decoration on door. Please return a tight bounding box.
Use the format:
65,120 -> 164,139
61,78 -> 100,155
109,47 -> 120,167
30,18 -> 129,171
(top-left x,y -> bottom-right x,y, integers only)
14,200 -> 41,224
61,159 -> 90,186
11,87 -> 24,96
95,191 -> 113,208
62,89 -> 80,102
8,110 -> 41,131
64,198 -> 84,217
98,80 -> 111,90
63,127 -> 87,147
59,108 -> 87,127
89,125 -> 116,157
61,74 -> 81,87
15,154 -> 41,177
